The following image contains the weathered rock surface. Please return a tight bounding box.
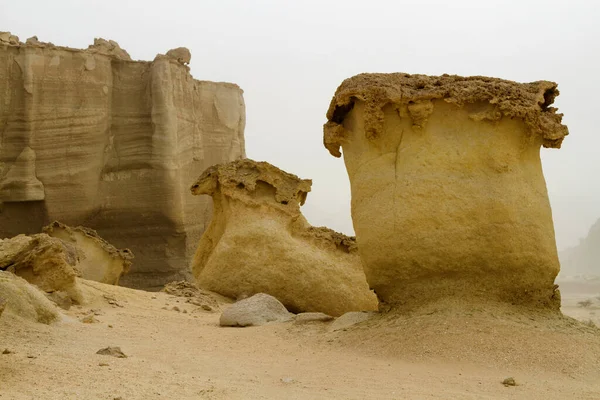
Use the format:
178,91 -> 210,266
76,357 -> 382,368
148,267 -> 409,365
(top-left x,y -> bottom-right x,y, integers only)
0,234 -> 82,301
191,159 -> 378,316
324,73 -> 568,309
0,296 -> 6,317
0,270 -> 61,323
0,33 -> 246,289
43,221 -> 132,285
219,293 -> 293,327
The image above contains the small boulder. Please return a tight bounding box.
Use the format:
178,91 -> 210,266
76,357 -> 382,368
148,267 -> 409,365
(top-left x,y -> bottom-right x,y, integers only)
220,293 -> 293,327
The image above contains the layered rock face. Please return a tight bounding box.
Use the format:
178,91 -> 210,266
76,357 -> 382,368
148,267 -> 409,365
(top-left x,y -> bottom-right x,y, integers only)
324,73 -> 569,309
190,159 -> 378,316
0,34 -> 246,289
43,221 -> 132,285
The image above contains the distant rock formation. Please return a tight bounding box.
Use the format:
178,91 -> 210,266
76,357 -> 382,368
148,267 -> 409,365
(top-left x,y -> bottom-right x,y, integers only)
190,159 -> 378,316
0,33 -> 246,289
324,73 -> 569,309
43,221 -> 132,285
559,218 -> 600,278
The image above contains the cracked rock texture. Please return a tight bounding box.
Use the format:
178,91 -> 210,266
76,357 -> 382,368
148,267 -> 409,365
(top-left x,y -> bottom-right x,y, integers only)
191,159 -> 378,316
324,73 -> 568,309
0,34 -> 246,289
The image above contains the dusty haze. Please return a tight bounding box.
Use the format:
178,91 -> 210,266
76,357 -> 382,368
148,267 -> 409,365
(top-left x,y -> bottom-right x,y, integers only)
1,0 -> 598,250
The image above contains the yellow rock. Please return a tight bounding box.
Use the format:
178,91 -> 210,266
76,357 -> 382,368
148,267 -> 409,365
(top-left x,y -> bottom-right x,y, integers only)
323,73 -> 568,309
190,159 -> 378,316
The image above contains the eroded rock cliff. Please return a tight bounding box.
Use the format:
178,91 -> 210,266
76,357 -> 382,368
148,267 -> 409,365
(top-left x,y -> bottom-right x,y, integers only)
190,159 -> 378,316
324,73 -> 568,309
0,34 -> 246,289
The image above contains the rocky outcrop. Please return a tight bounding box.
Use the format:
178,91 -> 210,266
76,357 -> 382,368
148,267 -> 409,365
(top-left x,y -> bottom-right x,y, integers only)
190,159 -> 378,316
0,234 -> 82,302
43,221 -> 132,285
559,218 -> 600,278
324,73 -> 568,309
0,33 -> 246,289
0,270 -> 61,323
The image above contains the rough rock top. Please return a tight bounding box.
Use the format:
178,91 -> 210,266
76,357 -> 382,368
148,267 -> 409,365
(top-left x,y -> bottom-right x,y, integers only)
87,38 -> 132,60
324,73 -> 569,157
43,221 -> 133,262
191,159 -> 312,210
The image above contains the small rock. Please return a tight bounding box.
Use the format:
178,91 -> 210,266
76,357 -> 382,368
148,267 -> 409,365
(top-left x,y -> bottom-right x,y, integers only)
99,362 -> 109,367
220,293 -> 293,327
172,306 -> 180,312
103,294 -> 124,308
280,377 -> 295,384
96,346 -> 127,358
2,349 -> 12,354
295,312 -> 334,323
27,355 -> 36,359
329,311 -> 374,332
201,304 -> 213,311
81,314 -> 99,324
502,377 -> 517,387
183,309 -> 188,314
108,325 -> 113,328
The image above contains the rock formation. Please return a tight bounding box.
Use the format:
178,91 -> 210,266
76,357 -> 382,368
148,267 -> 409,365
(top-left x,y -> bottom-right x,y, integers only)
0,233 -> 82,302
0,270 -> 61,324
43,221 -> 132,285
559,218 -> 600,279
0,33 -> 246,289
323,73 -> 569,309
190,159 -> 378,316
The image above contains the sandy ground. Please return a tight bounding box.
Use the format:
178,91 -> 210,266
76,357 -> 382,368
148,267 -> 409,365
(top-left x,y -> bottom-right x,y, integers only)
1,279 -> 600,400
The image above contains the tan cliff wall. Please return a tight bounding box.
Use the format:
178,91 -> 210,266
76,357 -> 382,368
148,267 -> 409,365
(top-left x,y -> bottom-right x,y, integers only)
324,73 -> 568,309
190,159 -> 378,316
0,34 -> 246,289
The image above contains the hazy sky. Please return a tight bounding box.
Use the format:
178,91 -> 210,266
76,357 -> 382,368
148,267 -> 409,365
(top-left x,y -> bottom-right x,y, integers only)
2,0 -> 598,250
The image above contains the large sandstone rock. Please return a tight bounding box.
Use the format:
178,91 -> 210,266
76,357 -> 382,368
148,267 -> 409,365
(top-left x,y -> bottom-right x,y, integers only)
323,73 -> 569,309
191,159 -> 378,316
0,33 -> 246,289
43,221 -> 132,285
0,270 -> 61,324
0,234 -> 82,302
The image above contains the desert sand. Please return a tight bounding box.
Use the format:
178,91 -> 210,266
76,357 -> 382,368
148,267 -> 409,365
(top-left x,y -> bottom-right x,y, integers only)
1,279 -> 599,400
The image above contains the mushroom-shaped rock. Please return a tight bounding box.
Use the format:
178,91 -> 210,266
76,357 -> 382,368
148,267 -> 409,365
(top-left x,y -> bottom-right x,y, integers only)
323,73 -> 568,309
190,159 -> 378,316
166,47 -> 191,65
43,221 -> 133,285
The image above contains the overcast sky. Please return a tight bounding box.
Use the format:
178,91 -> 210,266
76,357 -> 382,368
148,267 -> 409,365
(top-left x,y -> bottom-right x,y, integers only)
2,0 -> 598,250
